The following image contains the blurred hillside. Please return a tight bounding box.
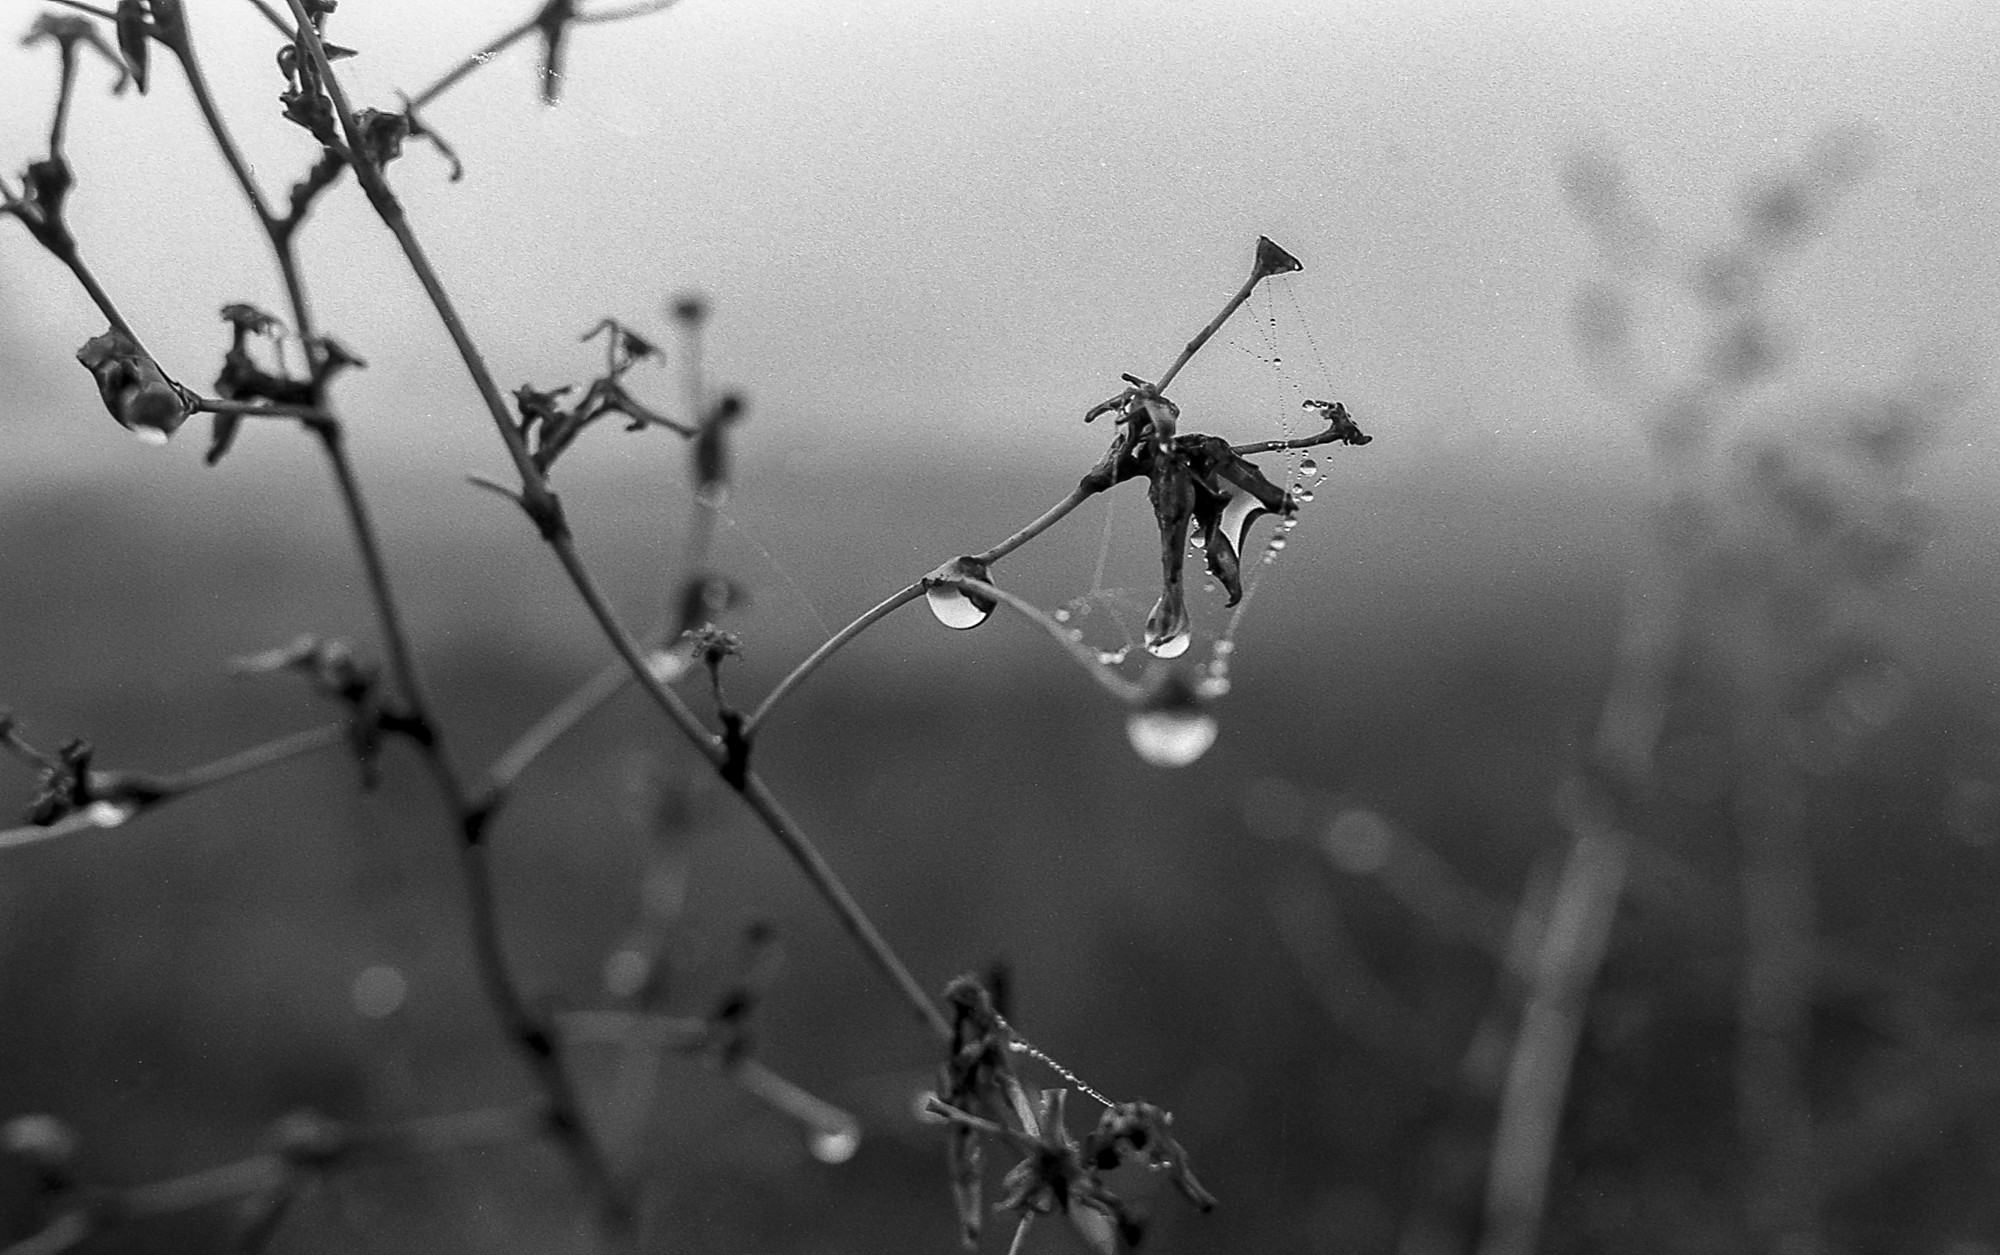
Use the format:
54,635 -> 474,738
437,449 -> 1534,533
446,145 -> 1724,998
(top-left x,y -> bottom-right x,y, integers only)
1,428 -> 1998,1251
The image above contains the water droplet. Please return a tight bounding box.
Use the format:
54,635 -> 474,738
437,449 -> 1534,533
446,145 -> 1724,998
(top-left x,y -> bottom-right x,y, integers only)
1145,625 -> 1192,659
85,800 -> 136,829
1212,639 -> 1236,658
926,584 -> 993,630
1054,608 -> 1071,623
645,646 -> 693,684
1096,647 -> 1130,666
350,964 -> 408,1018
808,1122 -> 862,1164
603,948 -> 650,998
1189,532 -> 1206,549
1067,627 -> 1084,641
1322,809 -> 1396,875
1271,356 -> 1282,365
1299,456 -> 1319,479
1197,675 -> 1232,699
1268,536 -> 1288,552
1126,708 -> 1219,767
128,426 -> 171,448
1293,486 -> 1315,503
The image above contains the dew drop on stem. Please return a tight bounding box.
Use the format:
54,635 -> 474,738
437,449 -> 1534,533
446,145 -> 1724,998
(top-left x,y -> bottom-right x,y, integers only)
926,584 -> 993,630
808,1123 -> 861,1164
86,799 -> 137,829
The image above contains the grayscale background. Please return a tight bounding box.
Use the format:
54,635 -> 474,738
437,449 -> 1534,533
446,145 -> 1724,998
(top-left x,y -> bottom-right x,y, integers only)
2,1 -> 1997,1251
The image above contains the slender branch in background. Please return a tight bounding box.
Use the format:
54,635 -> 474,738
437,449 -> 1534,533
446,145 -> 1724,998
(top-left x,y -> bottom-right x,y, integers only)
149,722 -> 347,796
0,1105 -> 543,1255
0,723 -> 348,853
1732,658 -> 1820,1251
1476,795 -> 1631,1255
480,619 -> 676,800
1474,530 -> 1689,1255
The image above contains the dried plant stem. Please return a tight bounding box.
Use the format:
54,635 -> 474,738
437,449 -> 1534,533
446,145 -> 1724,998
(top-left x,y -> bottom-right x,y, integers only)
408,0 -> 685,111
544,533 -> 952,1043
743,583 -> 923,734
152,721 -> 347,795
286,0 -> 949,1050
144,7 -> 634,1227
51,247 -> 143,348
1154,238 -> 1299,393
972,484 -> 1096,566
949,576 -> 1142,704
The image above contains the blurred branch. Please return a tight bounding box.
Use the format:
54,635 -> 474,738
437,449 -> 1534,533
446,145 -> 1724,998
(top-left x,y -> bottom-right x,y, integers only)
408,0 -> 687,111
1477,793 -> 1631,1255
0,1105 -> 541,1255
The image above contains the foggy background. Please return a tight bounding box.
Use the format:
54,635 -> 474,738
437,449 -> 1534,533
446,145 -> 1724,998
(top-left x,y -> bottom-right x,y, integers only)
2,0 -> 1998,1252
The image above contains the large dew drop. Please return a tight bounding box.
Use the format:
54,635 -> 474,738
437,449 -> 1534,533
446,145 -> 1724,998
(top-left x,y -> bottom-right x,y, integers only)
1145,625 -> 1192,659
925,584 -> 992,630
808,1121 -> 862,1165
1298,456 -> 1319,480
1127,707 -> 1218,768
924,557 -> 997,629
86,799 -> 137,829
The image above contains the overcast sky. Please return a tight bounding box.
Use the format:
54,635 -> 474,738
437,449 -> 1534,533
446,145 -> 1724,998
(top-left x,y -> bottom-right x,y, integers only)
2,0 -> 1995,494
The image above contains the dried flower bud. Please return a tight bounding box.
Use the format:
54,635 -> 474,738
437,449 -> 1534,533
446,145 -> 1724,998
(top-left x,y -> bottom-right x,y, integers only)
76,327 -> 190,443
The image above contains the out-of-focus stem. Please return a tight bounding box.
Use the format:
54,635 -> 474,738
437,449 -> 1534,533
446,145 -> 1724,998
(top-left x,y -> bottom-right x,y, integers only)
155,722 -> 347,795
1476,807 -> 1629,1255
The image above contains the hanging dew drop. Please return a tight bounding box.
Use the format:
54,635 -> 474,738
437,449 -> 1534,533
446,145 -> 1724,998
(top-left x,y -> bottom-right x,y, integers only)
1145,625 -> 1192,659
1189,532 -> 1205,549
925,585 -> 993,630
85,800 -> 137,829
1054,608 -> 1071,623
1299,456 -> 1319,479
1096,646 -> 1130,666
1293,486 -> 1315,503
1268,536 -> 1288,553
808,1123 -> 862,1165
1127,708 -> 1218,768
1197,674 -> 1232,699
129,426 -> 171,448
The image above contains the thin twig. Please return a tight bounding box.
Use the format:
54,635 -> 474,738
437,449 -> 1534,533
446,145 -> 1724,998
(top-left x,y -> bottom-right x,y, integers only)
742,583 -> 923,735
970,484 -> 1095,567
948,576 -> 1143,705
152,721 -> 348,794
